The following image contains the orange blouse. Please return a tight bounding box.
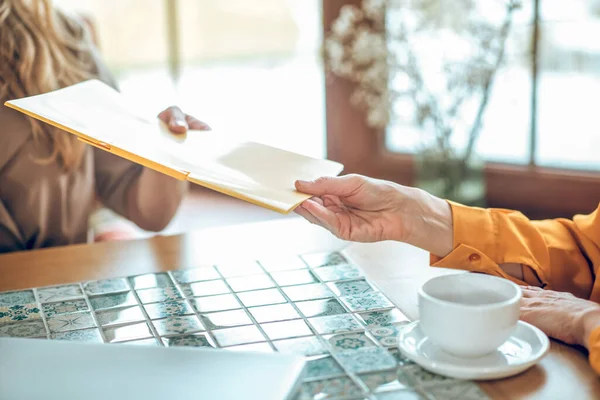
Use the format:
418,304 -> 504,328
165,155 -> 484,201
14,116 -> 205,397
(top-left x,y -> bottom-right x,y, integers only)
431,202 -> 600,374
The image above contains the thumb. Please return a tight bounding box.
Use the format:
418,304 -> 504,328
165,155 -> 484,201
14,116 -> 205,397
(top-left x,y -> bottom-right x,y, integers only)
295,174 -> 365,197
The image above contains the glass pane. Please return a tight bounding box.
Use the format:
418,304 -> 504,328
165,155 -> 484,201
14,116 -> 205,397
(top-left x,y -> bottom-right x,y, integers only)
537,0 -> 600,169
55,0 -> 169,72
176,0 -> 324,158
385,1 -> 533,164
56,0 -> 325,158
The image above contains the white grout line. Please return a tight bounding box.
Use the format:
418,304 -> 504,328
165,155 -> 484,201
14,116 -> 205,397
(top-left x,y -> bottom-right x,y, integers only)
211,262 -> 277,350
166,269 -> 220,348
124,277 -> 165,345
77,282 -> 110,343
31,288 -> 51,339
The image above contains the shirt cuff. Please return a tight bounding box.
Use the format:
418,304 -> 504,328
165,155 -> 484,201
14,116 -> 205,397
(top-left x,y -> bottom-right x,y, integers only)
429,201 -> 522,283
589,326 -> 600,375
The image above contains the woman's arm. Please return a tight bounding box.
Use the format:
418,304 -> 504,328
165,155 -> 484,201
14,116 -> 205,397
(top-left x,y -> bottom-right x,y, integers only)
95,107 -> 209,232
125,169 -> 188,232
295,175 -> 600,298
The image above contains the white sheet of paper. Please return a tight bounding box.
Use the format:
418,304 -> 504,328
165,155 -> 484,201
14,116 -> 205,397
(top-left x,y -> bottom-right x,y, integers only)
0,338 -> 306,400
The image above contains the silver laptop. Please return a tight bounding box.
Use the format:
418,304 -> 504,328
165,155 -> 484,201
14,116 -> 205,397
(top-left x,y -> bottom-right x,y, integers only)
0,338 -> 305,400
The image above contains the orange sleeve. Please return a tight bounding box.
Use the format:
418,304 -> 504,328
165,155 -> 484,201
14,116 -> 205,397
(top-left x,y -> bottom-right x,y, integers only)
431,202 -> 600,299
589,326 -> 600,375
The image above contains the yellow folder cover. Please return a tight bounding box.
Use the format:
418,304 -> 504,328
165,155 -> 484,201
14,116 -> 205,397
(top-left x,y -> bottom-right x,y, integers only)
4,80 -> 344,214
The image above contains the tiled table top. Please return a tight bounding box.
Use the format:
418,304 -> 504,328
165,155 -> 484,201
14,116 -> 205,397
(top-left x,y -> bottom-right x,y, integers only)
0,251 -> 489,400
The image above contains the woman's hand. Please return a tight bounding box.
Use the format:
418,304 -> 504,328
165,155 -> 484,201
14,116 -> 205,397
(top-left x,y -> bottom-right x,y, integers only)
295,174 -> 454,257
124,106 -> 210,232
158,106 -> 211,134
521,286 -> 600,348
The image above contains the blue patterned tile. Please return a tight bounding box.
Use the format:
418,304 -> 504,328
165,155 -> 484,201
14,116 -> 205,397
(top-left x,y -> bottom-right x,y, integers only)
426,382 -> 490,400
0,304 -> 41,325
212,325 -> 265,347
296,298 -> 346,318
226,342 -> 273,353
144,300 -> 194,320
136,286 -> 183,304
37,285 -> 83,302
249,304 -> 299,323
259,256 -> 307,272
170,266 -> 220,283
335,347 -> 396,373
358,369 -> 412,392
47,311 -> 95,333
296,376 -> 364,400
226,274 -> 275,292
216,260 -> 263,277
375,390 -> 426,400
283,283 -> 334,302
104,322 -> 153,343
0,290 -> 35,306
163,333 -> 214,348
152,315 -> 204,336
52,328 -> 103,343
328,279 -> 374,296
359,309 -> 409,327
193,294 -> 241,312
403,365 -> 458,388
89,292 -> 137,311
42,299 -> 88,317
237,289 -> 286,307
313,265 -> 363,282
305,356 -> 344,380
326,332 -> 376,352
308,314 -> 362,334
200,309 -> 252,329
301,252 -> 348,268
83,278 -> 128,295
261,319 -> 312,340
341,292 -> 394,312
270,270 -> 318,286
96,306 -> 146,327
0,320 -> 46,338
389,349 -> 415,366
274,336 -> 328,356
180,280 -> 230,297
370,324 -> 409,348
116,338 -> 160,346
129,273 -> 172,290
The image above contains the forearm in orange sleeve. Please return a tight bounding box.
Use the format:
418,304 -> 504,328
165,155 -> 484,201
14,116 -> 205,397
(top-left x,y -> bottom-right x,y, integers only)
431,201 -> 596,298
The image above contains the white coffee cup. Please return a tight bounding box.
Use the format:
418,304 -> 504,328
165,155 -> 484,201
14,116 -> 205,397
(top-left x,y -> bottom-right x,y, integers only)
418,273 -> 521,358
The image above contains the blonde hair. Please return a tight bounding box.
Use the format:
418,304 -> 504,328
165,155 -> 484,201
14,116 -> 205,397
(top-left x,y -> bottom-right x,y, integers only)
0,0 -> 95,172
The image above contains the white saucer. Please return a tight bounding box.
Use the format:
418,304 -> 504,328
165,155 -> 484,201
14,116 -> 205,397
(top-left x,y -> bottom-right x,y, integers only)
397,320 -> 550,380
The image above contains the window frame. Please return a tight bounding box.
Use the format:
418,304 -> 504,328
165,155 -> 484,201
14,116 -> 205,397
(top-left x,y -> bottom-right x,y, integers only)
322,0 -> 600,220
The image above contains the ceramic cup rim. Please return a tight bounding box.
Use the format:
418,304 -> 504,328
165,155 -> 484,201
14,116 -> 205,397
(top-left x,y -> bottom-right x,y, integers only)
419,273 -> 522,311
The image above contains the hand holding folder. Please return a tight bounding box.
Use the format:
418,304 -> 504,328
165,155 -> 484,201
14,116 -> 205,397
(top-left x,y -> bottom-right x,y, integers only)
5,80 -> 344,213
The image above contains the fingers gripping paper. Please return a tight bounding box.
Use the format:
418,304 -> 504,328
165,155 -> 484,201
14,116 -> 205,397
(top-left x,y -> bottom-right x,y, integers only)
4,80 -> 344,213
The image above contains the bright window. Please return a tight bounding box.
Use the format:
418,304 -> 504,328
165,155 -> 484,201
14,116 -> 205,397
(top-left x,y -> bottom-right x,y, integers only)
55,0 -> 326,158
386,0 -> 600,170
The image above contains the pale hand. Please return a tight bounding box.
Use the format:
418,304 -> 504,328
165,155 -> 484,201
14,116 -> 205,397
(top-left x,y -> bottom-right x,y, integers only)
295,174 -> 453,257
158,106 -> 211,133
521,286 -> 600,348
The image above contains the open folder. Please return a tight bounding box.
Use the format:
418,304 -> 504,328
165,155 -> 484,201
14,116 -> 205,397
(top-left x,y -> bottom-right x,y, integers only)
4,80 -> 343,213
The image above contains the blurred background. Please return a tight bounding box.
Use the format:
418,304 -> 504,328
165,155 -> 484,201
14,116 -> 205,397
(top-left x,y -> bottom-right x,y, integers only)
53,0 -> 600,236
55,0 -> 325,158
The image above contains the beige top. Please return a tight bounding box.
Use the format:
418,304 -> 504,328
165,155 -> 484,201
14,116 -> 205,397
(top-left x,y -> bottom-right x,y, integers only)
0,49 -> 186,253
